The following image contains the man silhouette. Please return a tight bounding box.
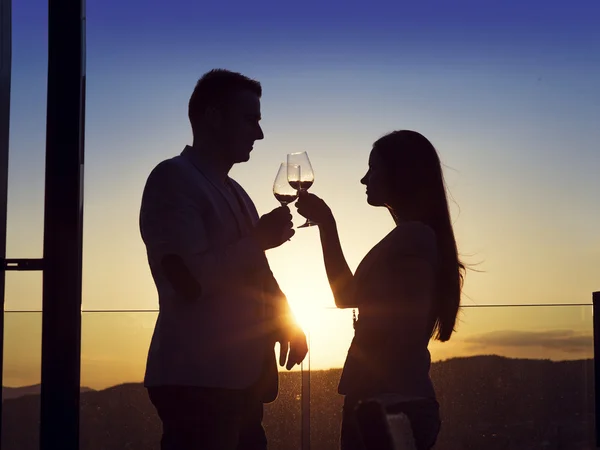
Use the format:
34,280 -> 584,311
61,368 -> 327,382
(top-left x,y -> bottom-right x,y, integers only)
140,69 -> 308,450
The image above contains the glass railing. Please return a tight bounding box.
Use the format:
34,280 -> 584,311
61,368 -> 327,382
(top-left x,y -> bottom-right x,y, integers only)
1,311 -> 42,449
1,304 -> 595,449
307,304 -> 595,450
78,311 -> 302,449
432,305 -> 594,450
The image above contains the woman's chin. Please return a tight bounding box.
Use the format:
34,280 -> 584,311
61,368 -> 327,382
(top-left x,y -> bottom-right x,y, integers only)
368,199 -> 391,209
366,196 -> 381,207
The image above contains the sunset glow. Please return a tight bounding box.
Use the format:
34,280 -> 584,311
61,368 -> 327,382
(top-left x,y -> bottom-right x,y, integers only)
3,0 -> 599,394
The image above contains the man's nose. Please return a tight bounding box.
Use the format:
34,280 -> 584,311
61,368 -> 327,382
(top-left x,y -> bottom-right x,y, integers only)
256,125 -> 264,141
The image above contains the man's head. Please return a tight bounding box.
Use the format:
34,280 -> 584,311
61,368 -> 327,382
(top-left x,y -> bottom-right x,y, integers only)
188,69 -> 264,164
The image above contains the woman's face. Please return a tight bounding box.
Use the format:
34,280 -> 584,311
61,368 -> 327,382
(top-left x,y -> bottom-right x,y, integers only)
360,149 -> 393,207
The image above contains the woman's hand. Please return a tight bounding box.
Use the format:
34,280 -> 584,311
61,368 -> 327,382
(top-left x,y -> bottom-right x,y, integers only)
295,191 -> 334,226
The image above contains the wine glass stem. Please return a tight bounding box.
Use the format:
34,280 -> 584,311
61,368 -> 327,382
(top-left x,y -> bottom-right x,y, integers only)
298,188 -> 315,228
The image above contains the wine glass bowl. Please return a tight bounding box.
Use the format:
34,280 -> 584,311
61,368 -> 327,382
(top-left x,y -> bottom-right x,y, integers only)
273,163 -> 299,206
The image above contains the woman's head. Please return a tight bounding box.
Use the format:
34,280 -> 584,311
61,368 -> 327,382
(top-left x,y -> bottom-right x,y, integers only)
361,130 -> 446,223
362,130 -> 464,341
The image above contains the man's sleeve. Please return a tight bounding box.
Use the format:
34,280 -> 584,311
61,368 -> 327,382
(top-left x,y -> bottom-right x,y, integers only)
263,271 -> 294,316
140,159 -> 270,296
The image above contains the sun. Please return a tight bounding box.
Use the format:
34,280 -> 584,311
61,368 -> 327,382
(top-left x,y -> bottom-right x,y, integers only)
289,302 -> 328,334
285,292 -> 355,371
283,283 -> 336,334
269,251 -> 356,369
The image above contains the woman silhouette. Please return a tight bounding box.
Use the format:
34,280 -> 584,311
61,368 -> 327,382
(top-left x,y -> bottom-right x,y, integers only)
296,130 -> 465,450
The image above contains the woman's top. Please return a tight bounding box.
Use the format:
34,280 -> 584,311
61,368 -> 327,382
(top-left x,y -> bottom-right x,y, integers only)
338,221 -> 438,401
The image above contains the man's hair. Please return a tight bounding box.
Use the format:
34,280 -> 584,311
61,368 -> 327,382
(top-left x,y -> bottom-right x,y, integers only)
188,69 -> 262,133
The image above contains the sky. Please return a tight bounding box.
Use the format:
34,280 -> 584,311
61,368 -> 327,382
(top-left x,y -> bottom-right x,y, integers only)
3,0 -> 600,387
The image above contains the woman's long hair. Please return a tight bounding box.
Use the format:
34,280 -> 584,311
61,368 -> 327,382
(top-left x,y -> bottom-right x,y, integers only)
373,130 -> 464,342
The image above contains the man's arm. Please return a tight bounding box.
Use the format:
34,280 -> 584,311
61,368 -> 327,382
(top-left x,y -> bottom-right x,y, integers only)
262,272 -> 308,370
160,254 -> 203,300
262,271 -> 296,327
140,159 -> 270,298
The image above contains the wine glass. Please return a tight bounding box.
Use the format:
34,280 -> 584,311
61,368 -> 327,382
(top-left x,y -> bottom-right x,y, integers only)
273,163 -> 299,206
287,151 -> 315,228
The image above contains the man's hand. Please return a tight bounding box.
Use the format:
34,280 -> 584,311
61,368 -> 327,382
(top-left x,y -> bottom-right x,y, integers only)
275,323 -> 308,370
253,206 -> 295,251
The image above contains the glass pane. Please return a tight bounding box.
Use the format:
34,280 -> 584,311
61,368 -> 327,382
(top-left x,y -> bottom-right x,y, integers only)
2,311 -> 42,448
79,311 -> 302,449
309,307 -> 353,449
309,305 -> 594,449
4,272 -> 42,311
7,0 -> 47,262
432,305 -> 594,449
263,362 -> 302,450
79,311 -> 159,448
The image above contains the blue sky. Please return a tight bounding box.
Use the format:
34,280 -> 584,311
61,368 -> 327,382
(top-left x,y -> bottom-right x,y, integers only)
5,0 -> 600,312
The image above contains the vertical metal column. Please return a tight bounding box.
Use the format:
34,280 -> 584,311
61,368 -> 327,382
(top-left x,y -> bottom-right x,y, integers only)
39,0 -> 86,448
301,333 -> 311,450
0,0 -> 12,446
593,291 -> 600,448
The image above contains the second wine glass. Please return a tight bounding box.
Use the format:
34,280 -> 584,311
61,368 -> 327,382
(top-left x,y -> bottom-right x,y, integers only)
287,151 -> 315,228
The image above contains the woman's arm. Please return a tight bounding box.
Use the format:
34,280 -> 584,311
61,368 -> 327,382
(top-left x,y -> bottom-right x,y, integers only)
318,216 -> 358,308
295,192 -> 358,308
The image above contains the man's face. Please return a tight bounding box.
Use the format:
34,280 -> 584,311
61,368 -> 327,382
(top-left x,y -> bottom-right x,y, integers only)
218,89 -> 264,164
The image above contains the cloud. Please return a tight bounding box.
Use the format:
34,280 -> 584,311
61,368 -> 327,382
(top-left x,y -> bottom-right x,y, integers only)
463,329 -> 592,353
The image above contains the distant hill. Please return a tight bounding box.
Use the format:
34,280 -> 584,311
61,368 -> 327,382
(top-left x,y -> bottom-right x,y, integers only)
2,384 -> 94,401
1,356 -> 595,449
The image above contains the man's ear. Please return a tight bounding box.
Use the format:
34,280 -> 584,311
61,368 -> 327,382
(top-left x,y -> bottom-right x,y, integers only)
204,106 -> 222,128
